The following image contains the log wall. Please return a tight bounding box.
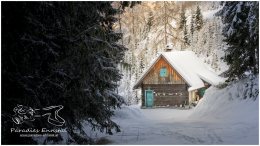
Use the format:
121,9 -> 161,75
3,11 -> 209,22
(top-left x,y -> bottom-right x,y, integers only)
141,84 -> 189,107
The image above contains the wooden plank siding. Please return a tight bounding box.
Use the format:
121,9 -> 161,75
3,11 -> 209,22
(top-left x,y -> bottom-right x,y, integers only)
142,84 -> 189,107
140,56 -> 190,107
143,56 -> 186,84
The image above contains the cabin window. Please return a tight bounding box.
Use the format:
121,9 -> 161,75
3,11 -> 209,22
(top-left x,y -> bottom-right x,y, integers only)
160,67 -> 168,77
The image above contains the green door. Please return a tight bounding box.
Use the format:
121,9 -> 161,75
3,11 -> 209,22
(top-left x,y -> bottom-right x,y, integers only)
145,90 -> 154,107
198,88 -> 206,97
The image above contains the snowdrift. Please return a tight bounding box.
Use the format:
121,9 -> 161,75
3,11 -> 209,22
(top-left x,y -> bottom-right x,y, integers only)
190,76 -> 259,124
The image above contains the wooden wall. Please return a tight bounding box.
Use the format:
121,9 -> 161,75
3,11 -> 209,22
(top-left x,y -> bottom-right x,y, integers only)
140,56 -> 190,107
143,56 -> 186,84
141,84 -> 189,107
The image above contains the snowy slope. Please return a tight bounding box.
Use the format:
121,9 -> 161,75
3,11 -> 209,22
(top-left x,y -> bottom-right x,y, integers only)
102,76 -> 259,144
190,75 -> 259,122
188,75 -> 259,144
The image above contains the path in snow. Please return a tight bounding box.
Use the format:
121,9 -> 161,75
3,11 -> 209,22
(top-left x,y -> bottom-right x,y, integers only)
103,106 -> 258,145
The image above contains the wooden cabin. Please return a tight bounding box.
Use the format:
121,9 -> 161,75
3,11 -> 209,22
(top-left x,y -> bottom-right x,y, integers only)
133,51 -> 224,108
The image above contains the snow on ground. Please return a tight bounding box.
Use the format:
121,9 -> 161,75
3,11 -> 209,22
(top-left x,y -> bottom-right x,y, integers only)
100,76 -> 259,145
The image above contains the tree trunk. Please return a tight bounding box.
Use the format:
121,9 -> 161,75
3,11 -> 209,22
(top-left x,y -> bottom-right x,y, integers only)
164,1 -> 168,48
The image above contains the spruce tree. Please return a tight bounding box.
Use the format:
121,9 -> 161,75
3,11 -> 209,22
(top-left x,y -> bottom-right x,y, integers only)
2,2 -> 130,144
179,7 -> 186,29
195,5 -> 203,30
147,12 -> 154,32
219,1 -> 259,80
179,8 -> 189,46
190,14 -> 195,36
184,23 -> 190,46
138,54 -> 145,77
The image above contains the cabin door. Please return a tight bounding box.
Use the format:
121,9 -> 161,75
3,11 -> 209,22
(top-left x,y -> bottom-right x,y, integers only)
145,90 -> 154,107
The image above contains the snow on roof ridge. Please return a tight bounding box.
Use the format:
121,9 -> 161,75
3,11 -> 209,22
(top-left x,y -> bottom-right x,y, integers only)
161,51 -> 205,90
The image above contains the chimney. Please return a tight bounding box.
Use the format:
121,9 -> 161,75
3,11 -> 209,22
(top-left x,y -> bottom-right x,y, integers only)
165,43 -> 174,52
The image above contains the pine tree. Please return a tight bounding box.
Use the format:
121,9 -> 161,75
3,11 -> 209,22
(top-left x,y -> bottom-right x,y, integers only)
2,2 -> 130,144
219,1 -> 259,80
184,23 -> 190,46
179,8 -> 189,47
179,7 -> 186,29
147,12 -> 154,32
190,14 -> 195,36
195,5 -> 203,30
139,54 -> 145,76
207,23 -> 214,57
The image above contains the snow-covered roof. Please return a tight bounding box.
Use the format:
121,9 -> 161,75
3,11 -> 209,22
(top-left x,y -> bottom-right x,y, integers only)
133,51 -> 225,91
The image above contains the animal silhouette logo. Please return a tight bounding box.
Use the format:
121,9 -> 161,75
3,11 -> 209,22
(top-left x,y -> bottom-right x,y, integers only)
12,105 -> 65,126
